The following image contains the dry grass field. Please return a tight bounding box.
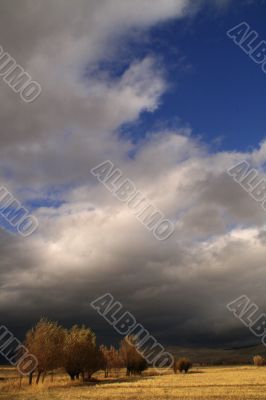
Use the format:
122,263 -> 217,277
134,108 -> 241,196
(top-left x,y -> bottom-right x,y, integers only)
1,366 -> 266,400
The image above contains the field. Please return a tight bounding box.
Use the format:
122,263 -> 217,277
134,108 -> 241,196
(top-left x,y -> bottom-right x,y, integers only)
1,366 -> 266,400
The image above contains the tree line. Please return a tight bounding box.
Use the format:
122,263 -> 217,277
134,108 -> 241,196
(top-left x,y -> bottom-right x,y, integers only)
22,319 -> 148,385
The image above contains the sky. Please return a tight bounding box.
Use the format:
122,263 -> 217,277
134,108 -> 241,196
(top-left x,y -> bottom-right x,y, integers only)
0,0 -> 266,350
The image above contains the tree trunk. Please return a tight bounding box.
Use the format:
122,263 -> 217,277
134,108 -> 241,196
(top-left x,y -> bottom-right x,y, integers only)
42,371 -> 46,383
36,371 -> 42,384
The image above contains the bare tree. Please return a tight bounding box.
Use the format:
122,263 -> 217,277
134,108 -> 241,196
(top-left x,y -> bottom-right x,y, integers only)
100,345 -> 124,377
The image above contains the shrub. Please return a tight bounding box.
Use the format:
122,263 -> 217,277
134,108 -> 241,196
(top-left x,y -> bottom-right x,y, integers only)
173,357 -> 192,374
253,355 -> 264,366
120,336 -> 148,376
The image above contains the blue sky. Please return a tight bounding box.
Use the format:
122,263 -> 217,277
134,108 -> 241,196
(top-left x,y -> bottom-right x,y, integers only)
118,1 -> 266,151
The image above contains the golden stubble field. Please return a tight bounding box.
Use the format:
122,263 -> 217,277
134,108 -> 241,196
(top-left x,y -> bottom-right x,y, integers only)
1,366 -> 266,400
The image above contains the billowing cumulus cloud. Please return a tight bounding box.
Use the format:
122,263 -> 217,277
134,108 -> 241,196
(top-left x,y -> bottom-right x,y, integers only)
2,0 -> 265,349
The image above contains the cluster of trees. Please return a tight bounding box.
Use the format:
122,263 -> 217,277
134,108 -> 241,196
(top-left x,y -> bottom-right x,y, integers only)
22,319 -> 148,385
100,338 -> 147,377
19,318 -> 266,385
100,345 -> 124,377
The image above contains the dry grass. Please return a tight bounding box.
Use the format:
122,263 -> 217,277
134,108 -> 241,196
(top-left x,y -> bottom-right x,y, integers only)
1,366 -> 266,399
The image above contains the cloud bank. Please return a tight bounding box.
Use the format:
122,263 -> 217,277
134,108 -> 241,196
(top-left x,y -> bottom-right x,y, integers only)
1,0 -> 265,348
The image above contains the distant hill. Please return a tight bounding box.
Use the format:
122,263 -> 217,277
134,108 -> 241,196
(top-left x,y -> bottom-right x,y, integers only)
167,344 -> 266,365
